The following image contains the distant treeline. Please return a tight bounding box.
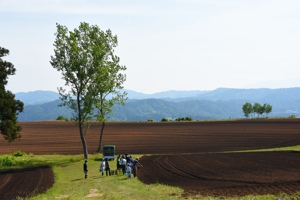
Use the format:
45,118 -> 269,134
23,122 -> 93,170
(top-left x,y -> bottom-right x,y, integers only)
242,103 -> 272,118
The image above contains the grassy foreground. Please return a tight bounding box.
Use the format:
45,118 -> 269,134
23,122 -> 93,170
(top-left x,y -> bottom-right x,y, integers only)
31,155 -> 183,200
1,146 -> 300,199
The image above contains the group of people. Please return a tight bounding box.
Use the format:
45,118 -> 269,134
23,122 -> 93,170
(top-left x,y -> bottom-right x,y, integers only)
116,153 -> 143,178
83,153 -> 143,179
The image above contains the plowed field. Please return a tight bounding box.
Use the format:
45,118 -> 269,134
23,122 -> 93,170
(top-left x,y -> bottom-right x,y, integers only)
139,151 -> 300,197
1,119 -> 300,155
0,166 -> 55,200
0,119 -> 300,198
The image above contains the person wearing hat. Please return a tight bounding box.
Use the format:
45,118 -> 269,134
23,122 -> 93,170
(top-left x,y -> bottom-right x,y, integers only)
83,160 -> 88,178
132,157 -> 143,178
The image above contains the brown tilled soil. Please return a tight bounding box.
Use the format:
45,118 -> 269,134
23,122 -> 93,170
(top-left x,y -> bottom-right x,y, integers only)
1,119 -> 300,155
0,119 -> 300,197
0,166 -> 55,200
138,151 -> 300,197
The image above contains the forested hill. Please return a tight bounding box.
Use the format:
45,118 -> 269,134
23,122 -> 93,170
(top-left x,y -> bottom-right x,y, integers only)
166,87 -> 300,102
17,99 -> 245,122
16,87 -> 300,122
16,87 -> 300,104
17,97 -> 300,122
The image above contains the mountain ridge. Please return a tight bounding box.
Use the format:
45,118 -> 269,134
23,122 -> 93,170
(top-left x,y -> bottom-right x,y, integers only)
15,87 -> 300,122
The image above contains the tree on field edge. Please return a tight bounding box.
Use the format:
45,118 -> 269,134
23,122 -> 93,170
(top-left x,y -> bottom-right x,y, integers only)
0,47 -> 24,142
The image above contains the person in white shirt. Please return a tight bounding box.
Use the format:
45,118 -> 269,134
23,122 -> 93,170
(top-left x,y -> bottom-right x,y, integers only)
120,155 -> 127,175
100,158 -> 105,176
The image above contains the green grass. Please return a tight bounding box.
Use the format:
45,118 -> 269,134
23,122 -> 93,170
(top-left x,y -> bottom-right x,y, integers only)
30,155 -> 183,200
233,145 -> 300,153
1,146 -> 300,199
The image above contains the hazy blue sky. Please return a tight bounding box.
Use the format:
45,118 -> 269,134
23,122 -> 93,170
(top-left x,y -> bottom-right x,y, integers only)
1,0 -> 300,94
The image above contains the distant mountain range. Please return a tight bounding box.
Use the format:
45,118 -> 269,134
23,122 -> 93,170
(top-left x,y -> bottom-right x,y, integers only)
15,89 -> 209,105
15,90 -> 60,105
15,88 -> 300,122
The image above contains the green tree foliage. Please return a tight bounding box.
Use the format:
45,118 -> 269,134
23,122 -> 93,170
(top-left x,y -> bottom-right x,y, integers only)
242,102 -> 253,118
56,115 -> 68,121
174,116 -> 194,121
50,22 -> 107,159
0,47 -> 24,142
185,116 -> 194,121
252,103 -> 261,118
259,103 -> 266,117
90,28 -> 127,153
161,118 -> 169,122
265,103 -> 272,117
243,102 -> 272,118
175,117 -> 185,121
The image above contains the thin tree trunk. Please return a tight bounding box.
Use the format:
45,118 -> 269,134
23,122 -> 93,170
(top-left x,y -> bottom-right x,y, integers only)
77,95 -> 89,160
97,121 -> 106,153
79,122 -> 89,159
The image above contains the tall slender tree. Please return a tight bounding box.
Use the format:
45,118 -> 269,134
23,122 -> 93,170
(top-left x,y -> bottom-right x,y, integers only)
253,103 -> 261,118
91,35 -> 127,152
265,103 -> 272,117
258,103 -> 266,117
0,47 -> 24,142
242,102 -> 253,118
50,22 -> 110,159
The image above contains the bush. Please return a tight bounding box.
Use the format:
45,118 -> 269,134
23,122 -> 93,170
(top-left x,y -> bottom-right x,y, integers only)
0,156 -> 15,166
56,115 -> 65,120
185,116 -> 194,121
175,117 -> 194,121
147,119 -> 154,122
161,118 -> 168,122
175,117 -> 184,121
12,150 -> 26,157
289,115 -> 297,119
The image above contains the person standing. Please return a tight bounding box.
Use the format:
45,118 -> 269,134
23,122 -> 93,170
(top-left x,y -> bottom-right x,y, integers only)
129,155 -> 133,163
132,157 -> 143,178
126,163 -> 132,178
116,155 -> 121,175
100,158 -> 105,176
105,158 -> 111,176
83,160 -> 88,178
120,156 -> 127,175
125,153 -> 130,163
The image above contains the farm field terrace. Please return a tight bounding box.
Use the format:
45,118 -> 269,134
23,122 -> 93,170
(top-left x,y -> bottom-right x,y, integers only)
1,119 -> 300,155
0,119 -> 300,199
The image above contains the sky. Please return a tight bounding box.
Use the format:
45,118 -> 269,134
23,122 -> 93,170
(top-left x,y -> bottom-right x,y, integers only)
1,0 -> 300,94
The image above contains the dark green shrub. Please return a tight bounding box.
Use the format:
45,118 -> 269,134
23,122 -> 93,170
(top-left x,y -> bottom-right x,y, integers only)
185,116 -> 194,121
289,115 -> 297,119
12,150 -> 26,157
175,117 -> 194,121
161,118 -> 168,122
147,119 -> 154,122
56,115 -> 66,120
